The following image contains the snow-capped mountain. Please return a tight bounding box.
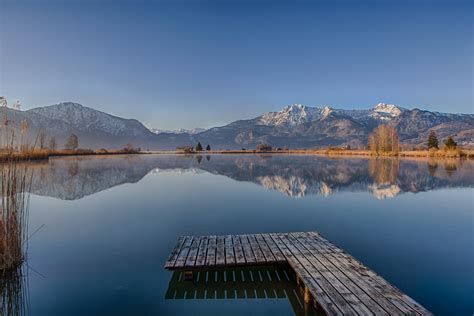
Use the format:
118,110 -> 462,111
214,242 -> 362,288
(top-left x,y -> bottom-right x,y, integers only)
258,103 -> 406,126
1,101 -> 471,150
192,103 -> 473,149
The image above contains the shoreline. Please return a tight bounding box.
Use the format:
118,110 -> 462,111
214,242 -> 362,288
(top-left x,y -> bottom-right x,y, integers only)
145,148 -> 474,159
1,148 -> 472,162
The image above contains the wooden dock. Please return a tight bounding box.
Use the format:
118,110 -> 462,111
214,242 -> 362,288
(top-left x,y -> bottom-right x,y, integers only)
164,231 -> 431,315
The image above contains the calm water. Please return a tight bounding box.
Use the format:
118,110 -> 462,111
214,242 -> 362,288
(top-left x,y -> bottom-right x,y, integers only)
7,155 -> 474,315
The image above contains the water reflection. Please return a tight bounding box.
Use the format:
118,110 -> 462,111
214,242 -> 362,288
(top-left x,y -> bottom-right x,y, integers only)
25,155 -> 473,200
165,266 -> 320,316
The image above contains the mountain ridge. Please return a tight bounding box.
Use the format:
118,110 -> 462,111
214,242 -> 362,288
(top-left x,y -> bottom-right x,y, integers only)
1,101 -> 472,150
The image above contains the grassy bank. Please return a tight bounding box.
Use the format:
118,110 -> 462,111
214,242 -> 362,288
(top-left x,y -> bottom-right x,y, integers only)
148,148 -> 474,159
2,147 -> 472,162
0,148 -> 143,162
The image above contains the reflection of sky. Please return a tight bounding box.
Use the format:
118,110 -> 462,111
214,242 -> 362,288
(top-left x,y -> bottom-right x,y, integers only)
24,156 -> 474,315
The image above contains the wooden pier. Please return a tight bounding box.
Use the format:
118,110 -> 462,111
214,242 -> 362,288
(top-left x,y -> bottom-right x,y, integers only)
164,231 -> 431,315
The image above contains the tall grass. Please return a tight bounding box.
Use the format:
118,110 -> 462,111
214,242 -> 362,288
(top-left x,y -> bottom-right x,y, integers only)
0,157 -> 31,271
0,99 -> 33,272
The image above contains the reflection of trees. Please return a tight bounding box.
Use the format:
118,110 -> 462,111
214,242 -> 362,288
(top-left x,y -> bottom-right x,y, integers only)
368,158 -> 400,185
195,155 -> 203,164
427,161 -> 438,177
0,266 -> 29,316
444,161 -> 457,177
368,159 -> 401,199
67,162 -> 79,177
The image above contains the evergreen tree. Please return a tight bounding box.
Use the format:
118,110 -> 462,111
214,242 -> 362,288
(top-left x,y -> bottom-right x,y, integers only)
444,136 -> 457,149
427,131 -> 439,149
195,142 -> 203,151
206,144 -> 211,151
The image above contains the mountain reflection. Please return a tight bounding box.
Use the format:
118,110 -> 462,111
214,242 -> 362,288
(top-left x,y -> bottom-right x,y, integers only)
27,154 -> 474,200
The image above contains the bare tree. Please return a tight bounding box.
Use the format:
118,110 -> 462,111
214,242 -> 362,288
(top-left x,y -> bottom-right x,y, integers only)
39,130 -> 46,149
65,134 -> 78,151
368,124 -> 399,154
49,136 -> 57,151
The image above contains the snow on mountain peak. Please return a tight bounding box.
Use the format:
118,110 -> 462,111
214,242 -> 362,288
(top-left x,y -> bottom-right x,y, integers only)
370,103 -> 404,121
321,106 -> 333,118
260,104 -> 314,126
372,103 -> 402,116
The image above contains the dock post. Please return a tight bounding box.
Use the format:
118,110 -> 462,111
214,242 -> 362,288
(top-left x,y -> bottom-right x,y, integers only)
304,286 -> 311,304
184,271 -> 194,281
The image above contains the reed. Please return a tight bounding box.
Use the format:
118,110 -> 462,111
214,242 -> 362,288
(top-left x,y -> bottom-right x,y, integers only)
0,99 -> 32,272
0,157 -> 31,271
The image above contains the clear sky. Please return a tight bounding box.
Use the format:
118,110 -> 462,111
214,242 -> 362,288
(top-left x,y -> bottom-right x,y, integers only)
1,0 -> 472,129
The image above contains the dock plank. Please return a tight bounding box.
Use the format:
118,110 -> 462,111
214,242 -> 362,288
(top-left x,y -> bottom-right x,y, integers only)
225,235 -> 236,265
306,232 -> 427,315
263,234 -> 286,262
164,236 -> 185,269
256,234 -> 276,263
195,236 -> 209,267
185,237 -> 201,267
232,235 -> 246,265
240,235 -> 256,264
174,236 -> 194,268
278,233 -> 358,316
205,236 -> 217,266
298,232 -> 404,315
247,234 -> 266,263
216,235 -> 226,266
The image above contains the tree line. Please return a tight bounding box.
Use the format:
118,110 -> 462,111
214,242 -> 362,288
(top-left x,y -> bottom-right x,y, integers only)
368,124 -> 458,154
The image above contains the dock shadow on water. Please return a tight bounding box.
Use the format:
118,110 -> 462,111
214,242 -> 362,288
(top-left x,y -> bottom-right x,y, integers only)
165,265 -> 322,316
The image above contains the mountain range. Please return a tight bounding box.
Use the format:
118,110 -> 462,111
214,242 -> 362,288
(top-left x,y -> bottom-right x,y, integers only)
3,102 -> 473,150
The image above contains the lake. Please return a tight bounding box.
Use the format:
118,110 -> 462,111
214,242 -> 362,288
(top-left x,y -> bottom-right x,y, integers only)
6,154 -> 474,315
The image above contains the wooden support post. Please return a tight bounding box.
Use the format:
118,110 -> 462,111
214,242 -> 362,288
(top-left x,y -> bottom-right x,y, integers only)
184,270 -> 194,281
304,286 -> 311,304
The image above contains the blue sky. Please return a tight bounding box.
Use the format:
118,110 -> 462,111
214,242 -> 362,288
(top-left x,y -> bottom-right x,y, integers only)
1,0 -> 472,129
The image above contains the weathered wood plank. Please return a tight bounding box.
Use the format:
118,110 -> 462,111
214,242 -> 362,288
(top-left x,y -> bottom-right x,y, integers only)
205,235 -> 217,266
263,234 -> 286,262
291,232 -> 382,316
247,234 -> 266,263
195,236 -> 209,267
225,235 -> 236,265
240,235 -> 256,264
164,236 -> 185,268
298,232 -> 403,315
174,236 -> 194,268
306,232 -> 428,315
216,235 -> 226,266
185,237 -> 201,267
272,233 -> 345,316
255,234 -> 276,263
232,235 -> 246,265
279,233 -> 358,315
